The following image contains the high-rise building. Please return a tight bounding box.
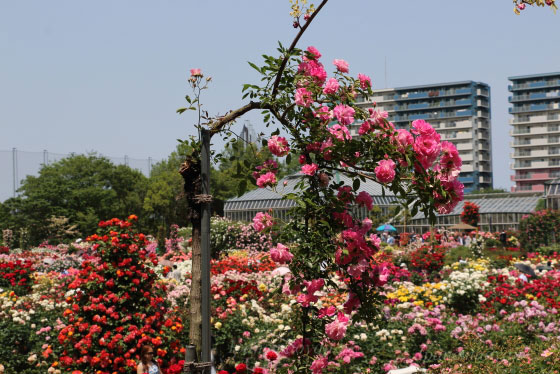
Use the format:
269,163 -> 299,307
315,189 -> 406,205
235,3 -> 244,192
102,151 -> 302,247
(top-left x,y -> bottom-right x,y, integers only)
355,81 -> 493,193
509,72 -> 560,192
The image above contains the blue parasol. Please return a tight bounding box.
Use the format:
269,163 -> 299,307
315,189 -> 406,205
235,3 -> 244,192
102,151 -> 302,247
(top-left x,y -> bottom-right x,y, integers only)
376,224 -> 397,232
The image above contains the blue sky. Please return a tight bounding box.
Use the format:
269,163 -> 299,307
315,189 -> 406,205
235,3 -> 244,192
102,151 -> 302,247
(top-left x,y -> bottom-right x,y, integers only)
1,0 -> 559,195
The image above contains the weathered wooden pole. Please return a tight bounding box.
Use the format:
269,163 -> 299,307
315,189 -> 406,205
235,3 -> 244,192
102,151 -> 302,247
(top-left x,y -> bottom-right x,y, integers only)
200,129 -> 211,373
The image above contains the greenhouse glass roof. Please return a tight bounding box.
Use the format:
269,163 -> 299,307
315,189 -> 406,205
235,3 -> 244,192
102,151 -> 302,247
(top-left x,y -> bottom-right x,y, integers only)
224,172 -> 399,212
411,193 -> 542,219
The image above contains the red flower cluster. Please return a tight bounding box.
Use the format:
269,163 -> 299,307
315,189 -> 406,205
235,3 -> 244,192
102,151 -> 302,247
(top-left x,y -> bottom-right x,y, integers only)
0,246 -> 9,254
483,273 -> 560,312
53,217 -> 186,374
409,245 -> 446,274
0,259 -> 34,294
461,201 -> 480,227
211,253 -> 276,275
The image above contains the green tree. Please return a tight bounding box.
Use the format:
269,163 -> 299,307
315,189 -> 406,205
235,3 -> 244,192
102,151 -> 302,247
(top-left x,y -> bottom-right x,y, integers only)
0,154 -> 148,244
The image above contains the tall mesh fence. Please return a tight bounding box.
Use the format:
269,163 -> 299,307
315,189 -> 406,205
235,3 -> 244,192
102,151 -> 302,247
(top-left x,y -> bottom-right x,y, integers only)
0,149 -> 159,202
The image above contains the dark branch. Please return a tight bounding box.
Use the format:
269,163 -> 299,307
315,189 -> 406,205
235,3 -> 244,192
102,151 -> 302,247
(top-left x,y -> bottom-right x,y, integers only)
271,0 -> 329,98
207,101 -> 263,136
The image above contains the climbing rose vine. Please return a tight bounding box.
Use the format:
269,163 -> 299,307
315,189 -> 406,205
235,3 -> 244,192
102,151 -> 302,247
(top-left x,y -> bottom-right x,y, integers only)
237,43 -> 464,371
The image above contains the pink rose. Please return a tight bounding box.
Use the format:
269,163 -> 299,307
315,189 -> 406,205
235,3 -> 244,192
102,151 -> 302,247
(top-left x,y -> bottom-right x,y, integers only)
323,78 -> 339,95
306,46 -> 321,59
357,73 -> 371,89
295,87 -> 313,107
269,243 -> 293,264
358,120 -> 374,135
301,163 -> 318,176
256,172 -> 277,188
252,212 -> 274,232
395,129 -> 414,151
267,135 -> 290,157
190,68 -> 202,77
310,356 -> 328,374
333,59 -> 349,73
298,59 -> 327,83
315,106 -> 333,122
333,104 -> 355,126
375,159 -> 396,184
356,191 -> 373,211
325,312 -> 349,341
439,141 -> 462,171
414,136 -> 442,169
328,124 -> 352,141
411,119 -> 440,141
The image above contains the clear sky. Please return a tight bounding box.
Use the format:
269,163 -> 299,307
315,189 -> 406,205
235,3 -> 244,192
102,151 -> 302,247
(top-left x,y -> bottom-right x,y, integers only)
1,0 -> 559,193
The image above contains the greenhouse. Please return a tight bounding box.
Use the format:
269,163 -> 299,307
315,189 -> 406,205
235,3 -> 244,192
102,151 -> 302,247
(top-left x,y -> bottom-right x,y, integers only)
405,192 -> 543,233
545,178 -> 560,210
224,173 -> 398,222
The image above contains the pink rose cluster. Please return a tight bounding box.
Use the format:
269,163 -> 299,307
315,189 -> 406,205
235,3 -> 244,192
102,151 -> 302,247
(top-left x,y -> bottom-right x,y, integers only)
325,312 -> 349,341
253,160 -> 279,188
375,159 -> 396,184
301,163 -> 318,176
358,108 -> 390,136
269,243 -> 293,264
267,135 -> 290,157
252,212 -> 274,232
407,119 -> 464,213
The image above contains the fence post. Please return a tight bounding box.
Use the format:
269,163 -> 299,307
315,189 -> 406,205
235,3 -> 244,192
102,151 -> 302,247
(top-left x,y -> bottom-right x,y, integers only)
12,148 -> 17,197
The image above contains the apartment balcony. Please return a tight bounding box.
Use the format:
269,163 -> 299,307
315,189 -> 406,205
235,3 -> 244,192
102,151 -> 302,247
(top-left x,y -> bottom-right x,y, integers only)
509,79 -> 560,91
476,88 -> 490,97
511,172 -> 556,181
479,176 -> 493,184
478,143 -> 490,151
512,184 -> 546,192
456,142 -> 473,151
512,160 -> 550,169
509,91 -> 560,103
395,99 -> 473,112
509,102 -> 560,114
511,149 -> 550,158
511,114 -> 560,124
511,138 -> 549,147
394,87 -> 472,101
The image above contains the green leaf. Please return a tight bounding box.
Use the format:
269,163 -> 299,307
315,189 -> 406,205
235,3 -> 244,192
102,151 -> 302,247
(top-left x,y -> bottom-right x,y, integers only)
176,108 -> 188,114
286,153 -> 292,165
243,159 -> 251,168
353,178 -> 361,191
237,180 -> 247,197
248,61 -> 261,73
185,95 -> 192,104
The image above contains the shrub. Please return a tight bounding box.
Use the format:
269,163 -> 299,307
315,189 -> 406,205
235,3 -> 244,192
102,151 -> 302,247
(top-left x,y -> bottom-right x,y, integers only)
461,201 -> 480,227
52,216 -> 186,374
519,210 -> 560,251
409,245 -> 446,274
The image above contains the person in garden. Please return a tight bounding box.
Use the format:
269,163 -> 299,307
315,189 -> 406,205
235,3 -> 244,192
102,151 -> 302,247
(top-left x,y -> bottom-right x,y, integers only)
137,344 -> 161,374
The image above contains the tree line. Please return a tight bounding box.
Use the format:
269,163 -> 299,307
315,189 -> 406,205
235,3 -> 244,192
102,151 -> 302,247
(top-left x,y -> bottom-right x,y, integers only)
0,138 -> 298,247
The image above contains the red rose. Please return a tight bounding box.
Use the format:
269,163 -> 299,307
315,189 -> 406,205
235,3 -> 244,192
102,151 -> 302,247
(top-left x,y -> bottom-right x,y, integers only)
265,351 -> 278,361
235,363 -> 247,373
